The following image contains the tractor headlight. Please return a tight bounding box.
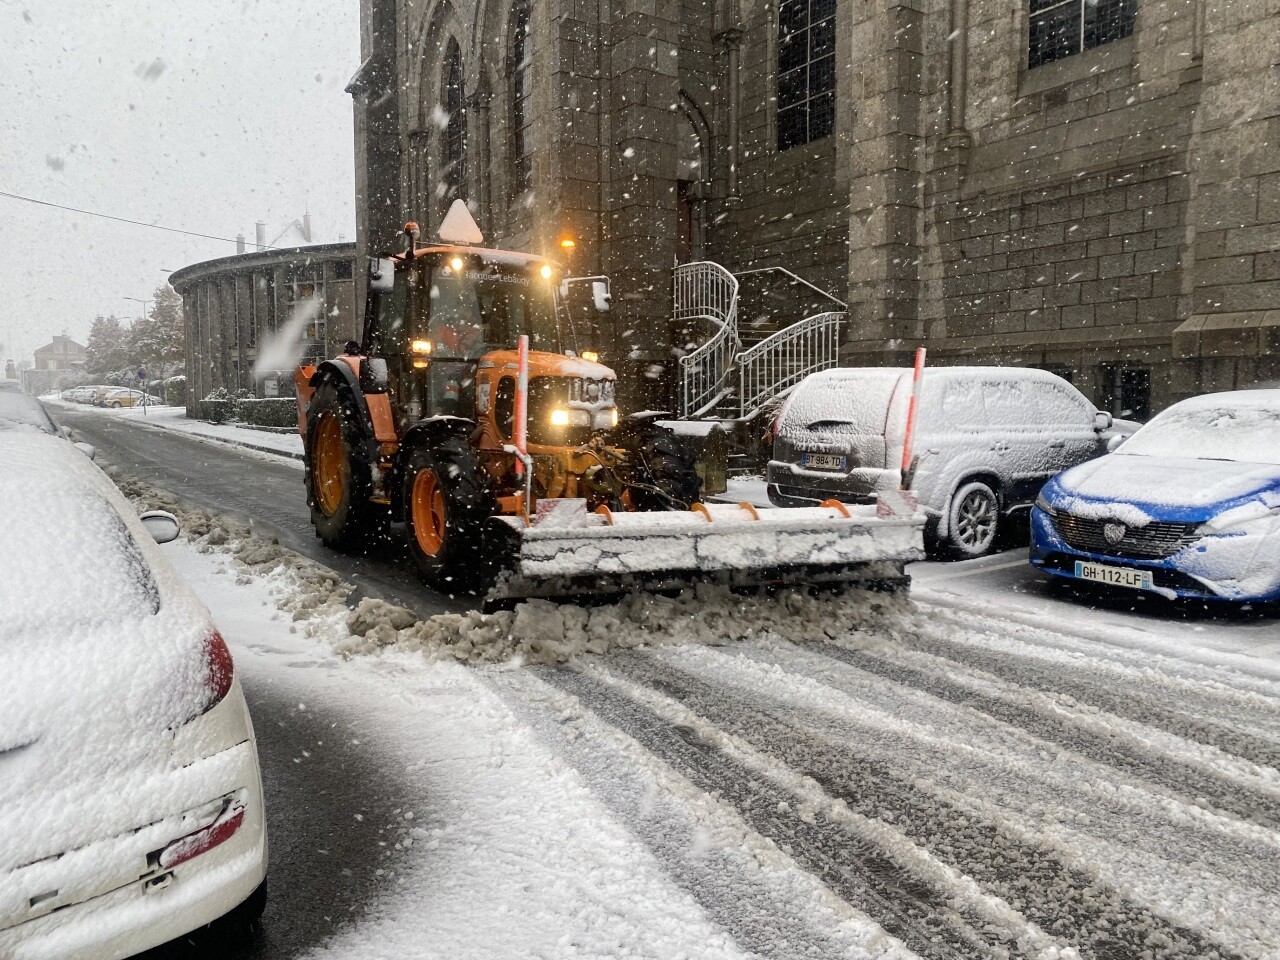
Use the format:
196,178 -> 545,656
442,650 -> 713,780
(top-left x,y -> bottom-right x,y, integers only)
549,408 -> 591,427
591,407 -> 619,431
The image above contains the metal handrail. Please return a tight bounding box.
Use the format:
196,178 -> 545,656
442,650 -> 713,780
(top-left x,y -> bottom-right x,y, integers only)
734,267 -> 847,309
736,311 -> 844,419
675,262 -> 739,417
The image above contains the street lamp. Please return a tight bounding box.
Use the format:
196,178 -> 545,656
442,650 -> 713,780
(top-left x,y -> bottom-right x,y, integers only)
122,297 -> 154,416
123,296 -> 152,316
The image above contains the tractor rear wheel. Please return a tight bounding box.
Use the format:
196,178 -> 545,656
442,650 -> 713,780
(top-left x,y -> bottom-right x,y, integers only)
305,380 -> 388,551
402,438 -> 494,592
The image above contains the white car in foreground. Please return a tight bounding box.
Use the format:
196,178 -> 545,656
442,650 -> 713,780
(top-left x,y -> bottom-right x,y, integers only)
0,432 -> 267,960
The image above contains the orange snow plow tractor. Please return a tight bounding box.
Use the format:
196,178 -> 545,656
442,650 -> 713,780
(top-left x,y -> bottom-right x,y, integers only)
295,204 -> 923,604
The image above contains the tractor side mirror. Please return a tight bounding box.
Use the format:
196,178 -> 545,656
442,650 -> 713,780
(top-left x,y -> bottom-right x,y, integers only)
560,275 -> 613,313
360,357 -> 389,394
369,257 -> 395,293
592,280 -> 612,313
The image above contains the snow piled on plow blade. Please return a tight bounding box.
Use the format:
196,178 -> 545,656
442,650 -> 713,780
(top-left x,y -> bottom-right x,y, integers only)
490,502 -> 926,603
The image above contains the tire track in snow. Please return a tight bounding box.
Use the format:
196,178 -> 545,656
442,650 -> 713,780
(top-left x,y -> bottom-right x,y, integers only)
810,642 -> 1280,834
489,669 -> 917,960
603,653 -> 1244,960
668,640 -> 1280,952
687,639 -> 1280,883
915,599 -> 1280,698
539,666 -> 1022,960
902,625 -> 1280,767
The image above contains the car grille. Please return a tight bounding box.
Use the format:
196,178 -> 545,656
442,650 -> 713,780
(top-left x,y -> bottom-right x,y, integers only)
1051,512 -> 1200,560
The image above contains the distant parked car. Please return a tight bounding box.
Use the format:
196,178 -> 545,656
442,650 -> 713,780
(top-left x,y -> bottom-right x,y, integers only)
1031,389 -> 1280,603
0,431 -> 268,958
96,387 -> 159,408
768,366 -> 1134,557
62,386 -> 104,403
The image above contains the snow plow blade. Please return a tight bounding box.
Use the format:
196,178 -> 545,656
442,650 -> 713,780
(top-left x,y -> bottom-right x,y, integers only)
486,500 -> 925,606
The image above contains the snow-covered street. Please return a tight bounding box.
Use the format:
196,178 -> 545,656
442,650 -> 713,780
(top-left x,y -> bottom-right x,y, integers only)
134,463 -> 1280,959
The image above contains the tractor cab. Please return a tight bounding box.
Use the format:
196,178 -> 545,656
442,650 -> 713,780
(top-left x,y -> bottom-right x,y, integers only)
358,202 -> 616,437
363,245 -> 591,426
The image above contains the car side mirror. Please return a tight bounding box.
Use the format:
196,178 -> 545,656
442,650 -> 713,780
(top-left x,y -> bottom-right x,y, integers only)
74,442 -> 96,460
1094,410 -> 1113,431
140,510 -> 181,544
1106,434 -> 1126,453
368,257 -> 395,293
59,425 -> 73,439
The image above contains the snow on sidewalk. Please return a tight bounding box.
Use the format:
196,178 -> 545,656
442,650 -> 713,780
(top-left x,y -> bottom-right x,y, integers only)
46,398 -> 304,460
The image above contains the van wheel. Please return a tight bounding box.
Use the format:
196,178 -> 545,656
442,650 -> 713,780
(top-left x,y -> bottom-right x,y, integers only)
945,481 -> 999,559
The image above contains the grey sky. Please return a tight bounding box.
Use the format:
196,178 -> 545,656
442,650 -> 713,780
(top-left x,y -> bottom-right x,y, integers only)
0,0 -> 359,363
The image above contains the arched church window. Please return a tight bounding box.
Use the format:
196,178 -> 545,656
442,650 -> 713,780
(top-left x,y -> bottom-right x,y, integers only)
442,38 -> 467,198
510,0 -> 534,193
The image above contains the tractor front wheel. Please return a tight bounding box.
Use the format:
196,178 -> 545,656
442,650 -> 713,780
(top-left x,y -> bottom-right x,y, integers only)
402,439 -> 493,592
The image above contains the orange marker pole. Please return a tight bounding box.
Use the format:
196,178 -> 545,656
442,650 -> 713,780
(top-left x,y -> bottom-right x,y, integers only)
514,334 -> 529,477
899,347 -> 927,488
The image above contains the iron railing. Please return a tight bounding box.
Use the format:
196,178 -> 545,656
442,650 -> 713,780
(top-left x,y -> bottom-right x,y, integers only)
736,311 -> 844,419
733,267 -> 847,309
675,262 -> 739,417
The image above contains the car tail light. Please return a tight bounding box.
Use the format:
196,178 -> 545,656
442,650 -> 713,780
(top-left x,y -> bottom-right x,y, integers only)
770,395 -> 794,442
181,630 -> 234,724
203,630 -> 235,711
157,799 -> 246,870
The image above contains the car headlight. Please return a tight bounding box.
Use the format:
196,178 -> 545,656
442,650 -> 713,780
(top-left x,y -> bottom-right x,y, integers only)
1199,501 -> 1280,536
1034,491 -> 1057,516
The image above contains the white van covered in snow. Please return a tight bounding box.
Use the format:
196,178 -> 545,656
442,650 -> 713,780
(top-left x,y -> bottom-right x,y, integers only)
767,366 -> 1128,557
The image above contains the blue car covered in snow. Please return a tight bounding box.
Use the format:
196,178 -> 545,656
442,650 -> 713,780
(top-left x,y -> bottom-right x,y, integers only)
1031,389 -> 1280,603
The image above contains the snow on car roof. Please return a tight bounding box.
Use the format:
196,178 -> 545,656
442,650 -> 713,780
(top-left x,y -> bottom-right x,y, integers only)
0,391 -> 58,435
0,434 -> 160,634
